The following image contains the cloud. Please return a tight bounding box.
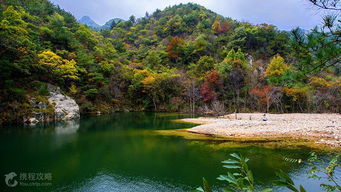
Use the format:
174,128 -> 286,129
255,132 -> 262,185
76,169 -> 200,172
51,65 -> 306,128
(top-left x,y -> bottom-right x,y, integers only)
49,0 -> 324,30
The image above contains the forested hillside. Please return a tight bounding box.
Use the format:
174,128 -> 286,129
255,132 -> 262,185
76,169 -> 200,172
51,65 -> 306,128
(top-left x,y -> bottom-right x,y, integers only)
0,0 -> 340,124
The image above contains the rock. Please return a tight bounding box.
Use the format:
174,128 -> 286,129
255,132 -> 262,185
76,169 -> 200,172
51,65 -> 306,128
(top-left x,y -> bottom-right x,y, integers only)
248,55 -> 253,67
24,84 -> 80,124
48,84 -> 80,120
24,117 -> 39,125
24,98 -> 51,125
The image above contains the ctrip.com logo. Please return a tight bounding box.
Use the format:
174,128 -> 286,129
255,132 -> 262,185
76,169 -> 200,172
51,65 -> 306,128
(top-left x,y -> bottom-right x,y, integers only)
4,172 -> 18,187
4,171 -> 52,188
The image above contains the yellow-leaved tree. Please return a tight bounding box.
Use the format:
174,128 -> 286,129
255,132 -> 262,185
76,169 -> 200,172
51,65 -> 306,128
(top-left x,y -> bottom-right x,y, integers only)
38,50 -> 78,80
265,54 -> 290,77
265,54 -> 291,86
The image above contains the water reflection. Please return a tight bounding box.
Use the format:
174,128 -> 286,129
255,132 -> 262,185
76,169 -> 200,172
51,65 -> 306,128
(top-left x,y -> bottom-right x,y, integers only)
55,119 -> 80,135
51,119 -> 80,150
56,173 -> 187,192
0,113 -> 339,192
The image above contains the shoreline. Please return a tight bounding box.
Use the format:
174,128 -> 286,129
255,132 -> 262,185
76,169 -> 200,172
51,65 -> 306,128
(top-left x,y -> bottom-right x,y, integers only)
179,113 -> 341,148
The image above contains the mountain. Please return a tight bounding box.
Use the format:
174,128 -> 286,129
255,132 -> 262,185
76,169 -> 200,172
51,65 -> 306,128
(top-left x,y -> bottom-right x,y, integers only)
78,16 -> 100,30
101,18 -> 124,30
79,16 -> 123,30
1,0 -> 338,125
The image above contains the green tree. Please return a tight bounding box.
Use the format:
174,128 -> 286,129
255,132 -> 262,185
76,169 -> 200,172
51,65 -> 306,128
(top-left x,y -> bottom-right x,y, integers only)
215,48 -> 250,112
144,50 -> 162,69
189,56 -> 215,79
42,13 -> 75,49
265,54 -> 291,86
0,6 -> 36,78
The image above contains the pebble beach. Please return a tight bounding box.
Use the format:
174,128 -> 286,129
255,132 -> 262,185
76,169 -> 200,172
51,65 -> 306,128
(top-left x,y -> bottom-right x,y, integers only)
181,113 -> 341,147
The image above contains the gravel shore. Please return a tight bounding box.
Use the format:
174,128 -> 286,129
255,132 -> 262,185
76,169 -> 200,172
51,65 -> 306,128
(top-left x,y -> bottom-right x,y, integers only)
181,113 -> 341,147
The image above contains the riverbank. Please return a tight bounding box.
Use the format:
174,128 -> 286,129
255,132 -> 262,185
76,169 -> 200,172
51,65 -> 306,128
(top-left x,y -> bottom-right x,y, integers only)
179,113 -> 341,147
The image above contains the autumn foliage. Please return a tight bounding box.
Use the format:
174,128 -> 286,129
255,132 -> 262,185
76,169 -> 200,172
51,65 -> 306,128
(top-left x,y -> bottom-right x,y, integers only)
166,36 -> 186,59
250,85 -> 274,106
200,70 -> 221,102
265,55 -> 290,77
0,1 -> 340,124
38,50 -> 78,80
212,20 -> 231,33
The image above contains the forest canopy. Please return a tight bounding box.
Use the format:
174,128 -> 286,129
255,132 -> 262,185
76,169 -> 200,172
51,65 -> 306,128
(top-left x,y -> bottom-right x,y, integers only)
0,0 -> 340,124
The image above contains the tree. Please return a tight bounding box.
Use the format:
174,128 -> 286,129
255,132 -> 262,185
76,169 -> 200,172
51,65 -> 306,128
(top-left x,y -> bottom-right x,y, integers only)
200,70 -> 221,103
307,0 -> 341,11
290,0 -> 340,76
216,48 -> 249,75
144,50 -> 162,69
129,15 -> 136,24
42,13 -> 75,49
223,26 -> 247,52
166,15 -> 186,36
250,85 -> 283,112
216,48 -> 250,112
129,68 -> 181,110
309,77 -> 341,112
0,6 -> 36,78
227,69 -> 246,112
291,27 -> 340,76
166,36 -> 186,61
38,50 -> 78,81
283,87 -> 310,112
192,35 -> 209,56
189,56 -> 215,79
141,72 -> 159,110
265,54 -> 291,86
182,74 -> 200,113
212,20 -> 231,34
75,25 -> 98,50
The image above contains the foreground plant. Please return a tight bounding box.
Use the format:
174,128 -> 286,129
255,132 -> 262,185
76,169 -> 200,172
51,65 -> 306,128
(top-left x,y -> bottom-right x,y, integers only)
193,153 -> 271,192
306,152 -> 341,192
193,153 -> 340,192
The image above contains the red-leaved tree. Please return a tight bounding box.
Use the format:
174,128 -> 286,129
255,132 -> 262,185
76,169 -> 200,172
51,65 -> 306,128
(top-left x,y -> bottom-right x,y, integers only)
250,85 -> 283,112
200,70 -> 221,103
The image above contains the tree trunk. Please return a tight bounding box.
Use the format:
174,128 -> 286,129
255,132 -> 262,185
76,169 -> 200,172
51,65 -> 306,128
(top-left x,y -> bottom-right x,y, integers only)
236,90 -> 240,113
192,80 -> 195,114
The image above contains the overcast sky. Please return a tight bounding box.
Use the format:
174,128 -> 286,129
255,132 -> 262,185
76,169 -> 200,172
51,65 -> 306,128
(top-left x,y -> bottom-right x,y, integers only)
49,0 -> 327,30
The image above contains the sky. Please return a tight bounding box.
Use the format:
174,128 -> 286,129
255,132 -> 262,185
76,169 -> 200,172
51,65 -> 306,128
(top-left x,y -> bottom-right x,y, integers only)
48,0 -> 328,30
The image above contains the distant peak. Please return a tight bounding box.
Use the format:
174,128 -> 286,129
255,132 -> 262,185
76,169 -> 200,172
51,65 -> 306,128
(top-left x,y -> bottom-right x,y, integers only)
80,16 -> 91,19
78,16 -> 100,28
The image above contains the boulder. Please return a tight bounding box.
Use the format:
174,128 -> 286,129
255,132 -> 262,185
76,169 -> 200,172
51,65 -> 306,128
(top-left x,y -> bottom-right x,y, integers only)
24,84 -> 80,124
23,98 -> 51,125
47,84 -> 80,121
24,117 -> 39,125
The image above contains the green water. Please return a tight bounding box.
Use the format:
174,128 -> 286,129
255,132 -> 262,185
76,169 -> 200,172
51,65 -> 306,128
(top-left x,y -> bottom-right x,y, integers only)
0,113 -> 339,192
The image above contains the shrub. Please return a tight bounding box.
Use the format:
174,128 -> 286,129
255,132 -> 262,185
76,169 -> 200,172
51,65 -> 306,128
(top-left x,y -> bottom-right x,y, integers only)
84,88 -> 98,95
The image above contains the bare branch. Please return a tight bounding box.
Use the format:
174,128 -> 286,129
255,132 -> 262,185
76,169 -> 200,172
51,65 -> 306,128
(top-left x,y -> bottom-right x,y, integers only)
308,0 -> 341,11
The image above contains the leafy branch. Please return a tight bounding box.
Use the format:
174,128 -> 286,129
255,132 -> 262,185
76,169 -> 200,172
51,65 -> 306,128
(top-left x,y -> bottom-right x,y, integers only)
193,153 -> 341,192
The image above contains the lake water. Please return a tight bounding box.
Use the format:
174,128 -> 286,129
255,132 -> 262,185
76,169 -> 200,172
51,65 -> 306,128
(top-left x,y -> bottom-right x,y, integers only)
0,113 -> 339,192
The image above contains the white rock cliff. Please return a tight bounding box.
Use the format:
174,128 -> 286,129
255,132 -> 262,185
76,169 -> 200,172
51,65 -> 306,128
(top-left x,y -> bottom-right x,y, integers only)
48,84 -> 80,121
24,85 -> 79,124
